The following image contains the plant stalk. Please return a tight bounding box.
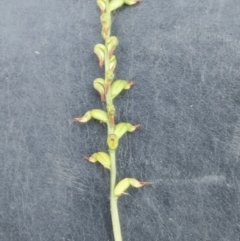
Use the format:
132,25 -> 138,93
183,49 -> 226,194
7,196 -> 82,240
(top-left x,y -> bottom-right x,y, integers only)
104,1 -> 122,240
109,150 -> 122,241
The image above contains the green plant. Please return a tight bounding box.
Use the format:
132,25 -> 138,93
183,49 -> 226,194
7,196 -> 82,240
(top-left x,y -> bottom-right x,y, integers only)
73,1 -> 149,240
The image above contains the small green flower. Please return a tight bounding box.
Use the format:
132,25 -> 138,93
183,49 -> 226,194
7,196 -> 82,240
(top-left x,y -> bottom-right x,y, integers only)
107,134 -> 119,150
93,78 -> 105,102
114,122 -> 140,139
85,151 -> 111,169
111,79 -> 134,99
94,44 -> 106,67
73,109 -> 108,123
106,36 -> 119,57
114,178 -> 150,197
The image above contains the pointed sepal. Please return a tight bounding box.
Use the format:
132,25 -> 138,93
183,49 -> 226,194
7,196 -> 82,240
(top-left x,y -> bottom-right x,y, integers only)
73,109 -> 108,123
114,122 -> 140,139
111,79 -> 134,99
114,178 -> 150,197
93,78 -> 105,102
94,44 -> 106,67
85,151 -> 111,169
73,111 -> 91,123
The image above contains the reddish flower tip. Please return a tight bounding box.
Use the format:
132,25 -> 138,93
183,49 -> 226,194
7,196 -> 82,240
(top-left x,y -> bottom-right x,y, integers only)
72,117 -> 82,123
140,181 -> 151,186
129,80 -> 135,87
134,124 -> 141,129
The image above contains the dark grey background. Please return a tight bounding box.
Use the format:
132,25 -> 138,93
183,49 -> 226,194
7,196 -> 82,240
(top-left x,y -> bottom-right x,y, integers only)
1,0 -> 240,240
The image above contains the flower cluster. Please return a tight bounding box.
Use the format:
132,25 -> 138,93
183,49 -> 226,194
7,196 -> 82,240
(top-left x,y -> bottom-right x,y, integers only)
73,1 -> 149,240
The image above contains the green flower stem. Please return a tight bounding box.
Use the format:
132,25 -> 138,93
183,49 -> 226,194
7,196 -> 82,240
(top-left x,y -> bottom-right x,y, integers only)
104,1 -> 122,240
109,150 -> 122,241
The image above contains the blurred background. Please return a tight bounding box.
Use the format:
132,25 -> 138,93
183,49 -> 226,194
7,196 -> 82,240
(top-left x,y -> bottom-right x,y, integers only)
1,0 -> 240,240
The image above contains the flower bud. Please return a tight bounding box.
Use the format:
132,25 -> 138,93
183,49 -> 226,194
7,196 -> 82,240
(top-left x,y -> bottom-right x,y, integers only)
101,28 -> 108,39
124,0 -> 140,5
85,151 -> 111,169
110,0 -> 124,11
114,122 -> 140,139
114,178 -> 150,197
109,55 -> 117,71
100,13 -> 111,37
93,78 -> 105,102
73,109 -> 108,123
97,0 -> 106,13
107,104 -> 116,126
106,70 -> 115,82
105,70 -> 115,94
94,44 -> 106,67
111,79 -> 134,99
106,36 -> 118,57
107,134 -> 119,150
114,178 -> 130,197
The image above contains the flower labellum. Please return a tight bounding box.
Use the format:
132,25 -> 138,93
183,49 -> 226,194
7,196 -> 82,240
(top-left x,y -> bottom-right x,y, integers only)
107,134 -> 119,150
